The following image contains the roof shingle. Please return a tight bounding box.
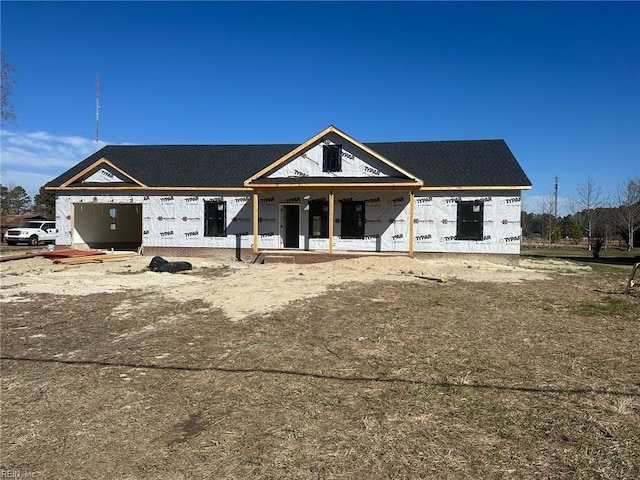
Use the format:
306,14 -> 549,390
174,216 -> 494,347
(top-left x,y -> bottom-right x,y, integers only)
46,139 -> 531,189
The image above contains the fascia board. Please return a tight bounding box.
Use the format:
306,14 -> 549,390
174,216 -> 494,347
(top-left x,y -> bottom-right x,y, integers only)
418,185 -> 531,191
244,126 -> 335,185
61,158 -> 147,188
244,125 -> 424,186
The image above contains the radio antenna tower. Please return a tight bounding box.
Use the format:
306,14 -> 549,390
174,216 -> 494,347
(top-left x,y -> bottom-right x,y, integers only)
95,75 -> 100,145
554,176 -> 559,218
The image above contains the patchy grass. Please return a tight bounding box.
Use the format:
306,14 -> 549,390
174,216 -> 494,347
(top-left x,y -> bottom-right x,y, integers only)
522,247 -> 639,258
190,264 -> 233,278
571,295 -> 638,318
1,260 -> 638,479
115,265 -> 149,275
522,248 -> 640,269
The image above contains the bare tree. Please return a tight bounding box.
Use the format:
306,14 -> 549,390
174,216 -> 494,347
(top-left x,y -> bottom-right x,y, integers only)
572,177 -> 605,250
539,192 -> 557,246
613,177 -> 640,250
1,52 -> 16,124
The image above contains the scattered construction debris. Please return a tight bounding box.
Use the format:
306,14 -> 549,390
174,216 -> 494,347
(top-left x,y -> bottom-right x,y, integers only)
52,252 -> 139,265
0,249 -> 139,265
0,252 -> 43,262
41,249 -> 105,259
414,274 -> 448,283
398,269 -> 448,283
148,256 -> 192,273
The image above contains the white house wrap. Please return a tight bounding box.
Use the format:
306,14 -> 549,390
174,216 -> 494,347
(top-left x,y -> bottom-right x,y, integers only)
47,126 -> 531,257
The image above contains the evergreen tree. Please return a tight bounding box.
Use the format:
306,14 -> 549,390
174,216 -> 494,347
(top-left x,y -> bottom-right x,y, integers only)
0,185 -> 32,214
33,186 -> 56,219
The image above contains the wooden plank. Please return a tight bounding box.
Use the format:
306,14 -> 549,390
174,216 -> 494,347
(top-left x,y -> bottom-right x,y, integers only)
0,252 -> 42,262
54,186 -> 254,192
408,190 -> 415,257
52,257 -> 104,265
253,192 -> 259,253
52,253 -> 139,265
41,249 -> 105,258
247,182 -> 423,190
97,254 -> 139,263
329,191 -> 334,255
418,185 -> 531,191
61,158 -> 147,188
414,274 -> 448,283
244,126 -> 334,184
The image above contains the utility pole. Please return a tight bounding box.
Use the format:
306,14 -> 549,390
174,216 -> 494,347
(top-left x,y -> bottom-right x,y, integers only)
554,176 -> 559,218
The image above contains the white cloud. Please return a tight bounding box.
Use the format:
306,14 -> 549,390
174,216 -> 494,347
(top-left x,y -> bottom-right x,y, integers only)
0,129 -> 109,197
0,169 -> 57,199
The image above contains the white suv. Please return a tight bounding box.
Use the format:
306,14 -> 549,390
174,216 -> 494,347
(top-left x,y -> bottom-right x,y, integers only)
4,221 -> 57,246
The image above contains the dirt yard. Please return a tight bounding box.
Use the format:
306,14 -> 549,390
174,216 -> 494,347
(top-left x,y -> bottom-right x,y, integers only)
1,252 -> 639,479
0,253 -> 589,321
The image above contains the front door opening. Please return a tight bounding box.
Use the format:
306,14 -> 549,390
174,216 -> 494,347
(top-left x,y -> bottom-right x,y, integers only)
281,204 -> 300,248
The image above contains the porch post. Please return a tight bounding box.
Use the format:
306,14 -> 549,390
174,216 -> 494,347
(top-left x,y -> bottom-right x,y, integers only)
409,190 -> 415,257
252,191 -> 259,253
328,191 -> 334,255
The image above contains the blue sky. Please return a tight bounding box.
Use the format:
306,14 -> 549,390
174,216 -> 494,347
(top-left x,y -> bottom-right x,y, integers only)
1,1 -> 638,214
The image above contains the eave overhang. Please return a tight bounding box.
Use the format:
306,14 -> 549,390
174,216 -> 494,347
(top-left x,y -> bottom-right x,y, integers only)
419,185 -> 531,191
46,185 -> 254,192
60,157 -> 147,188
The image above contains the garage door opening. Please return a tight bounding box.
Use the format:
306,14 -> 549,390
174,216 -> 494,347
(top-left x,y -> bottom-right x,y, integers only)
73,203 -> 142,250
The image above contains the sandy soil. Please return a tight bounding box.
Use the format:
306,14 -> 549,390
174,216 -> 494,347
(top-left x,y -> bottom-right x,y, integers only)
0,253 -> 590,320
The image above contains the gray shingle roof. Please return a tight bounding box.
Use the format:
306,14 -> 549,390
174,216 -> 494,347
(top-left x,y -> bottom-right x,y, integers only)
368,140 -> 530,187
46,139 -> 531,189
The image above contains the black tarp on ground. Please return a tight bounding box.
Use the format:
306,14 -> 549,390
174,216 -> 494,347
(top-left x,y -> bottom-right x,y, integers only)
148,256 -> 192,273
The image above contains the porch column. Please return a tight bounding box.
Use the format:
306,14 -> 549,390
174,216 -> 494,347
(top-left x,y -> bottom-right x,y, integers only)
328,191 -> 334,255
409,190 -> 415,257
252,192 -> 259,253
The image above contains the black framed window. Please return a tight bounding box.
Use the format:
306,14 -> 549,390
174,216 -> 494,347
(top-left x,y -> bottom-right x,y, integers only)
341,201 -> 365,239
308,200 -> 329,238
456,200 -> 484,240
204,200 -> 226,237
323,144 -> 342,172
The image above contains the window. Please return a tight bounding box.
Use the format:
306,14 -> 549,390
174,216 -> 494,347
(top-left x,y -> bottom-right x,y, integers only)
341,201 -> 365,239
308,200 -> 329,238
204,200 -> 226,237
456,200 -> 484,240
323,144 -> 342,172
109,207 -> 117,231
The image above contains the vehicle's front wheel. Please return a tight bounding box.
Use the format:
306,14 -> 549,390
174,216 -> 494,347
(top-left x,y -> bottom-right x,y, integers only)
28,235 -> 39,246
7,241 -> 17,246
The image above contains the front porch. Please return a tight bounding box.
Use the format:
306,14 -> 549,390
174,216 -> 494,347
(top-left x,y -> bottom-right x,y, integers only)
252,249 -> 411,265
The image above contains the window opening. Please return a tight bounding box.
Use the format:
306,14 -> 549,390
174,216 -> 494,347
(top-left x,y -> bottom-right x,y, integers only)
456,200 -> 484,240
308,200 -> 329,238
204,200 -> 227,237
323,144 -> 342,172
341,200 -> 365,239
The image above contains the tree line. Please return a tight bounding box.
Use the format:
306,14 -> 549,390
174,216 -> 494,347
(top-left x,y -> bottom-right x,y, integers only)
523,177 -> 640,252
2,53 -> 638,250
0,184 -> 55,220
3,176 -> 637,251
